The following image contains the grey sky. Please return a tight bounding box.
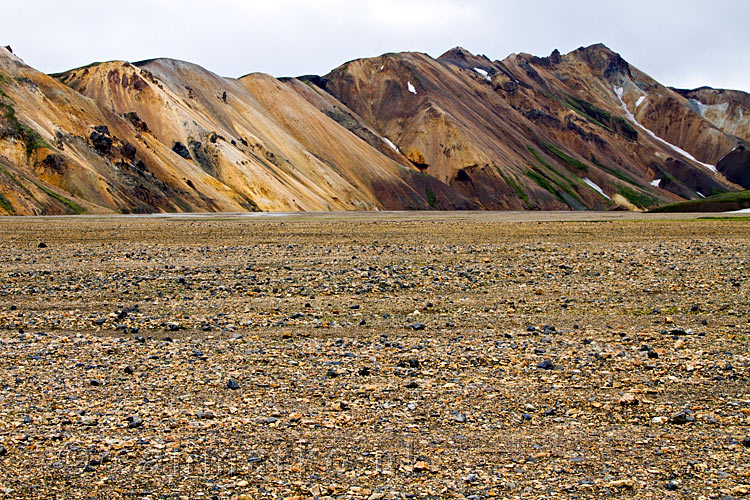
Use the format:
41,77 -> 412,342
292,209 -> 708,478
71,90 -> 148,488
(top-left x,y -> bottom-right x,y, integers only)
2,0 -> 748,91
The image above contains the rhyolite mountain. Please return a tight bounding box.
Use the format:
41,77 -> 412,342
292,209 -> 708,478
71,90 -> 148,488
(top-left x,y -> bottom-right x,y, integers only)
0,43 -> 747,215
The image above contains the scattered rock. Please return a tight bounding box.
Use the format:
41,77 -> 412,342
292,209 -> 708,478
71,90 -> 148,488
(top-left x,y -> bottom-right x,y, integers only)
126,416 -> 143,428
618,393 -> 639,406
670,410 -> 696,425
537,360 -> 554,370
608,479 -> 635,489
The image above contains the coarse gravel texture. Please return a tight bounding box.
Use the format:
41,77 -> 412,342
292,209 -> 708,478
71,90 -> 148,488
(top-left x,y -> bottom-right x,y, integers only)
0,213 -> 748,499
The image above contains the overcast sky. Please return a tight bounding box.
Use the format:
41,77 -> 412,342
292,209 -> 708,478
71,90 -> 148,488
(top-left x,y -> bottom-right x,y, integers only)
2,0 -> 748,91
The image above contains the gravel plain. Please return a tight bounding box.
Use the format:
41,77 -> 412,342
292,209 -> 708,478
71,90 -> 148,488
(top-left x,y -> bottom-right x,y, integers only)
0,212 -> 748,499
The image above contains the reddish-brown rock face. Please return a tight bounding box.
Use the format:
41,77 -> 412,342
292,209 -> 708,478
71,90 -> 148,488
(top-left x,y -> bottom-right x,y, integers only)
0,44 -> 746,215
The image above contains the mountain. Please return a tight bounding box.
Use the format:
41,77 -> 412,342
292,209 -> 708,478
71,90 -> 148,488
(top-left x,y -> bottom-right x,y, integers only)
0,43 -> 747,215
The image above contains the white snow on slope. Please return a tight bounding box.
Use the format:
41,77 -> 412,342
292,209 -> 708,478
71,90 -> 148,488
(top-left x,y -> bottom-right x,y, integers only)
690,98 -> 708,116
635,96 -> 646,108
727,208 -> 750,213
582,178 -> 611,200
614,86 -> 717,173
407,82 -> 417,94
382,137 -> 400,154
474,67 -> 491,82
650,178 -> 662,187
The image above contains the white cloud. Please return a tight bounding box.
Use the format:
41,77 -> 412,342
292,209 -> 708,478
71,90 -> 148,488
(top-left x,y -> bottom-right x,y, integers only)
1,0 -> 748,91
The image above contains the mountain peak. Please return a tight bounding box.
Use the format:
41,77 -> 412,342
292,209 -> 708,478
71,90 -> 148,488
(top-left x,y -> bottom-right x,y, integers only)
570,43 -> 631,79
439,47 -> 474,60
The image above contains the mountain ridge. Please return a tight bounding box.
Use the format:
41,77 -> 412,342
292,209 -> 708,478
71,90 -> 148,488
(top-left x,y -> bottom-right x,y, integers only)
0,43 -> 747,215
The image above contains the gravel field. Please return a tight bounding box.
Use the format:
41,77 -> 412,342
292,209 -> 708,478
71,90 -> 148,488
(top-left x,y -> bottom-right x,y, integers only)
0,212 -> 748,499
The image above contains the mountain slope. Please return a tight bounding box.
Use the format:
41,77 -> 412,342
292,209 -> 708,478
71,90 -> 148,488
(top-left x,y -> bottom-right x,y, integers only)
0,47 -> 466,215
304,44 -> 744,212
0,43 -> 747,215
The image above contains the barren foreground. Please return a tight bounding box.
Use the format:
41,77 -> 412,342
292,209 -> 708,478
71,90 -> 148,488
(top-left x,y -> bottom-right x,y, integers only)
0,213 -> 748,499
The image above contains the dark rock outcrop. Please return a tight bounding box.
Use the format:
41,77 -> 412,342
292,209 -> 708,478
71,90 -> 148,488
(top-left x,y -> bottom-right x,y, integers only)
172,141 -> 192,160
717,144 -> 750,189
90,130 -> 112,155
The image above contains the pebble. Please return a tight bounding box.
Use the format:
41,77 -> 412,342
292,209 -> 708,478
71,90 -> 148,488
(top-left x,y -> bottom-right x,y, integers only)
126,416 -> 143,428
537,360 -> 554,370
670,410 -> 696,425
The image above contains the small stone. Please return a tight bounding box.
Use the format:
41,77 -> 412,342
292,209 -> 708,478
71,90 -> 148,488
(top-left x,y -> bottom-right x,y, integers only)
465,473 -> 478,483
0,445 -> 6,456
669,410 -> 695,425
405,381 -> 419,389
123,365 -> 134,375
37,242 -> 47,249
608,479 -> 634,489
196,410 -> 214,420
537,360 -> 554,370
90,379 -> 102,387
226,378 -> 240,390
126,416 -> 143,429
411,323 -> 426,331
451,411 -> 467,423
742,436 -> 750,448
358,367 -> 371,376
618,393 -> 639,406
666,481 -> 679,491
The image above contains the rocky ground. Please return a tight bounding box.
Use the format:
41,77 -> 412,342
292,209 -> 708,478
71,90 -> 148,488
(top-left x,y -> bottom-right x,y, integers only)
0,213 -> 748,499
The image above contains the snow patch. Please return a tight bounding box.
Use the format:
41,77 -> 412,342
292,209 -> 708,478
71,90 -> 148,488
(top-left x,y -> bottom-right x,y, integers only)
614,86 -> 717,173
380,65 -> 384,71
726,208 -> 750,213
635,96 -> 646,108
650,179 -> 662,187
407,81 -> 417,94
382,137 -> 400,154
582,178 -> 611,200
690,98 -> 708,116
474,67 -> 491,82
697,192 -> 706,198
